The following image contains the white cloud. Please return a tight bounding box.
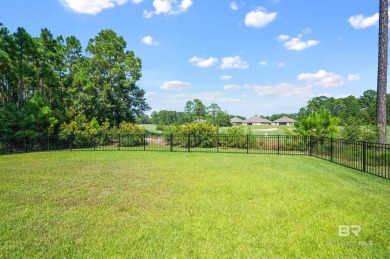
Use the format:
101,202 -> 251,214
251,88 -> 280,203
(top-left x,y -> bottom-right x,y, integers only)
277,34 -> 290,41
229,2 -> 238,11
132,0 -> 143,3
253,83 -> 312,98
348,73 -> 361,81
244,7 -> 277,28
143,0 -> 193,18
348,13 -> 379,29
189,56 -> 218,68
278,34 -> 319,51
141,36 -> 159,46
259,61 -> 268,66
161,80 -> 191,90
60,0 -> 128,14
220,75 -> 232,80
221,56 -> 249,69
297,70 -> 344,87
277,62 -> 285,68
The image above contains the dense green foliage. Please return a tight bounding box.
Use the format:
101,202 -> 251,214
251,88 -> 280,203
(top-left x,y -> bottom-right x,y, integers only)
165,122 -> 218,147
0,24 -> 149,139
297,91 -> 390,125
293,107 -> 339,138
151,99 -> 231,128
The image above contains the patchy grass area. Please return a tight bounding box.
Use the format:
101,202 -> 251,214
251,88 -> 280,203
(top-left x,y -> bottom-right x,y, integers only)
140,124 -> 162,134
0,152 -> 389,258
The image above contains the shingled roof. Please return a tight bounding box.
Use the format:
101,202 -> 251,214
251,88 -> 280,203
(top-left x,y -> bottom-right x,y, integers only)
230,117 -> 244,123
273,116 -> 295,123
244,115 -> 271,123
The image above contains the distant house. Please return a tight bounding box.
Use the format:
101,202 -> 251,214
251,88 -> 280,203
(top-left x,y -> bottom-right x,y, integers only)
272,116 -> 296,126
230,117 -> 244,125
243,115 -> 271,125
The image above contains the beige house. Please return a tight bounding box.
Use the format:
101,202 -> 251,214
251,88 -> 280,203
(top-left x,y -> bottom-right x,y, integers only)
230,117 -> 244,125
243,115 -> 271,125
272,116 -> 296,126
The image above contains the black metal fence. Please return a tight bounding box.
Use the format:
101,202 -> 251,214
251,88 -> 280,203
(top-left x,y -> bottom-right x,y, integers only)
1,133 -> 389,180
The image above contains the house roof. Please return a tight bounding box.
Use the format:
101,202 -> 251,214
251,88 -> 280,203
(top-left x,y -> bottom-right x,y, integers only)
273,116 -> 296,123
244,115 -> 271,123
230,117 -> 244,123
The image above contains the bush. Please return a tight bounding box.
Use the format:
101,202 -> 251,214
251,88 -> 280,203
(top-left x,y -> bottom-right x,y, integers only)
221,126 -> 252,148
165,122 -> 218,148
112,122 -> 145,147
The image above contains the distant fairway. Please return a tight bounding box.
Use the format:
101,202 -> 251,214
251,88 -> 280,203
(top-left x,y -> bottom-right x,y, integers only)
1,152 -> 388,258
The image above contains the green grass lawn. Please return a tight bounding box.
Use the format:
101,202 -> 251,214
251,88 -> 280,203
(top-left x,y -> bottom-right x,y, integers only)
1,152 -> 388,258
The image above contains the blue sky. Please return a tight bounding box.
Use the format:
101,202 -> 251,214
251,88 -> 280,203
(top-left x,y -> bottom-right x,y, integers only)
0,0 -> 383,117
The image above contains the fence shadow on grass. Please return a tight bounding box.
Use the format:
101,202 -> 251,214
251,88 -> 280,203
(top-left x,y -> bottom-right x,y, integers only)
1,133 -> 389,180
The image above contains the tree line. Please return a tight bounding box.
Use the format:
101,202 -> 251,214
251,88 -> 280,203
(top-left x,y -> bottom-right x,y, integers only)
148,99 -> 232,128
0,24 -> 149,139
296,90 -> 390,125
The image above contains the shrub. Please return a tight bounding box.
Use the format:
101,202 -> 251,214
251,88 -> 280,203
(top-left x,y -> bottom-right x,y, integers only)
112,122 -> 145,147
221,126 -> 252,148
165,122 -> 218,148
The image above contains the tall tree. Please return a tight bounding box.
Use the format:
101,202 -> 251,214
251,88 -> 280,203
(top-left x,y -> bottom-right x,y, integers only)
207,103 -> 221,126
83,29 -> 150,125
184,100 -> 194,122
377,0 -> 388,144
193,99 -> 206,120
11,27 -> 35,109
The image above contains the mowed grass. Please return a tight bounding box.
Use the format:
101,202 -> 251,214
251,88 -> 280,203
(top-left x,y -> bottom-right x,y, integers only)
0,152 -> 389,258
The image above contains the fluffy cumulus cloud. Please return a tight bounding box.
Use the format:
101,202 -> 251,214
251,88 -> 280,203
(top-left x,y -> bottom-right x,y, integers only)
189,56 -> 218,68
278,34 -> 319,51
221,56 -> 249,69
259,61 -> 268,66
59,0 -> 128,15
161,80 -> 191,90
143,0 -> 192,18
253,84 -> 312,98
244,7 -> 277,28
348,13 -> 379,29
348,73 -> 361,81
297,70 -> 344,87
141,36 -> 159,46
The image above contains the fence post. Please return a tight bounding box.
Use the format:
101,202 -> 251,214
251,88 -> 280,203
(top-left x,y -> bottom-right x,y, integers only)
47,135 -> 50,151
93,135 -> 96,151
187,134 -> 191,152
363,141 -> 367,172
277,135 -> 280,155
330,138 -> 333,162
144,133 -> 146,151
246,134 -> 249,154
309,136 -> 312,156
118,134 -> 121,151
69,135 -> 73,151
170,133 -> 173,152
